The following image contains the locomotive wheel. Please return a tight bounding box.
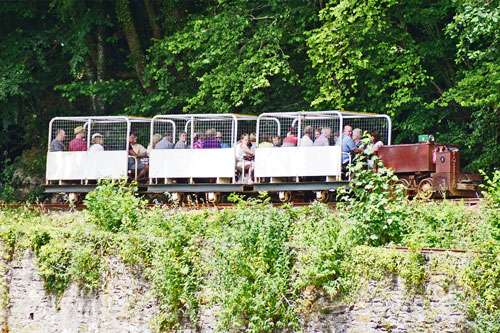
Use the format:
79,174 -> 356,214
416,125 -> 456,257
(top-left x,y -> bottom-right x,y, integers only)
417,178 -> 436,200
394,179 -> 410,198
279,191 -> 293,203
315,190 -> 331,203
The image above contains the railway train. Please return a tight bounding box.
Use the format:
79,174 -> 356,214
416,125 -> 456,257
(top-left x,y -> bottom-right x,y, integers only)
44,111 -> 481,203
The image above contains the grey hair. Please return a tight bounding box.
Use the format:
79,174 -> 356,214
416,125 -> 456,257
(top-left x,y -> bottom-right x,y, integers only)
321,127 -> 331,135
352,128 -> 363,140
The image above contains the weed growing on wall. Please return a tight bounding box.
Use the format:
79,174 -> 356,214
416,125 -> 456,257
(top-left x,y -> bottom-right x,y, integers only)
84,179 -> 147,232
208,197 -> 299,331
338,155 -> 409,246
292,202 -> 344,295
481,169 -> 500,239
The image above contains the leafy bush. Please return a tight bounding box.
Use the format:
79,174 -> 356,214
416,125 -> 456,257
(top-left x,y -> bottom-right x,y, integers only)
402,200 -> 482,249
208,198 -> 299,331
337,155 -> 409,247
292,202 -> 344,295
84,179 -> 147,232
481,169 -> 500,239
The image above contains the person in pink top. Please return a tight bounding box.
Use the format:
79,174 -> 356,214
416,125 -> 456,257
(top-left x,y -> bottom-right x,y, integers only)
69,126 -> 87,151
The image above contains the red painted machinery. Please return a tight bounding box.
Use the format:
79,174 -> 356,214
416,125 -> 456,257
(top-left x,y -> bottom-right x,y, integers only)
378,143 -> 482,199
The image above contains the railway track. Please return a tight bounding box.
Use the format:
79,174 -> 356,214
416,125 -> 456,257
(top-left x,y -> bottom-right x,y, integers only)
0,197 -> 483,212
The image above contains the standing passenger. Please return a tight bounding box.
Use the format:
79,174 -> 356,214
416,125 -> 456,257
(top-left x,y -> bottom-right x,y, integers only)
69,126 -> 87,151
50,129 -> 66,152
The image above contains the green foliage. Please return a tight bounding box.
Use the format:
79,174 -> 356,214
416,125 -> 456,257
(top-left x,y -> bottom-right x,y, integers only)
147,0 -> 320,114
480,169 -> 500,239
340,246 -> 427,296
2,189 -> 500,331
84,179 -> 147,232
337,154 -> 409,246
402,200 -> 482,249
292,202 -> 344,295
208,199 -> 299,331
135,209 -> 207,330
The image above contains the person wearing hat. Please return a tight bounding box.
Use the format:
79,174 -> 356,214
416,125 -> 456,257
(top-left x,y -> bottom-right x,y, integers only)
89,133 -> 104,151
69,125 -> 87,151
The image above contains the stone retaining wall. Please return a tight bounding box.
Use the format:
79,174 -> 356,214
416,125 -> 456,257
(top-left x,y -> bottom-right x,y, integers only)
0,248 -> 469,332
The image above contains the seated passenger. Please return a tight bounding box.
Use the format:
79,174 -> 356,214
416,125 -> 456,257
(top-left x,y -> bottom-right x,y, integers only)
259,134 -> 274,148
147,134 -> 163,153
299,126 -> 313,146
313,127 -> 331,146
69,126 -> 87,151
122,131 -> 149,180
156,132 -> 175,149
216,131 -> 230,148
282,126 -> 298,147
235,134 -> 255,184
89,133 -> 105,151
272,135 -> 281,147
193,132 -> 205,149
352,128 -> 367,150
50,129 -> 66,152
202,128 -> 221,149
367,130 -> 384,169
175,132 -> 189,149
336,125 -> 361,165
314,127 -> 322,141
249,133 -> 257,152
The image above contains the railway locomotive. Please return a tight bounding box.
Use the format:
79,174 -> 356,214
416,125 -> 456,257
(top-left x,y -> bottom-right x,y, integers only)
44,111 -> 481,203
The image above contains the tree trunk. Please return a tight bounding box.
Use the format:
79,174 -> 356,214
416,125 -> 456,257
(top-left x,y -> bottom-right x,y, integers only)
116,0 -> 147,88
143,0 -> 162,39
96,12 -> 106,113
84,55 -> 98,113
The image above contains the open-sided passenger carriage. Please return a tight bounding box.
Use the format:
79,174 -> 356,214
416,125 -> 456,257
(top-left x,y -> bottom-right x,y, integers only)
254,111 -> 392,202
147,114 -> 256,203
45,116 -> 151,201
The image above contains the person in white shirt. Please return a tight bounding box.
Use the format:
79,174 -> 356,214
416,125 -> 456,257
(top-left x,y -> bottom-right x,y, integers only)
89,133 -> 104,151
299,125 -> 313,146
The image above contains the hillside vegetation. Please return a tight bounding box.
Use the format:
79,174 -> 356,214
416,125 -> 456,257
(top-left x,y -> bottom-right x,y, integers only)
0,169 -> 499,331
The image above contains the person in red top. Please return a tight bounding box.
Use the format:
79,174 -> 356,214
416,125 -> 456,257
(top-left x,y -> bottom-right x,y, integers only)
69,126 -> 87,151
282,126 -> 298,147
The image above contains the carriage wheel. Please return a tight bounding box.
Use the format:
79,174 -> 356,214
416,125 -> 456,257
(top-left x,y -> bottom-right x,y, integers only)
315,190 -> 331,203
279,191 -> 293,203
417,178 -> 436,200
68,193 -> 83,205
394,178 -> 410,198
207,192 -> 222,204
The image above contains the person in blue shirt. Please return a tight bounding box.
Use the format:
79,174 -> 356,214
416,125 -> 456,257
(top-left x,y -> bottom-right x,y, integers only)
336,125 -> 361,164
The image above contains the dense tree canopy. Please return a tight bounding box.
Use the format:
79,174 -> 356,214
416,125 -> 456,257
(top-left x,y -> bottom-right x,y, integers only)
0,0 -> 499,186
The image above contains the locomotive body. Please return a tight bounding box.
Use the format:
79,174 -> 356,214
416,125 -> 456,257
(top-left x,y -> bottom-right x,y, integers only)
378,143 -> 482,199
